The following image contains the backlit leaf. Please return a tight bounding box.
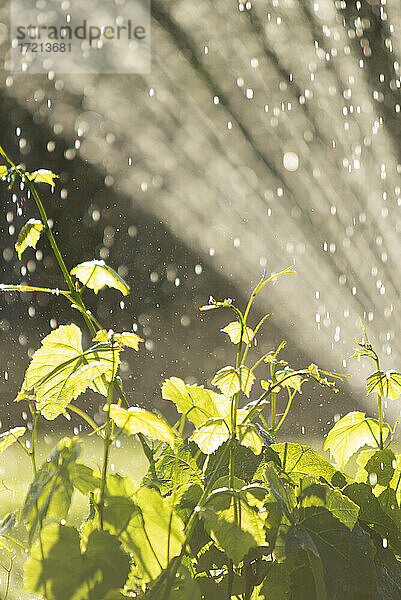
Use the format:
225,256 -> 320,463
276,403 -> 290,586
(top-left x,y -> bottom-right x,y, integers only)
91,486 -> 185,582
17,324 -> 119,419
199,296 -> 232,311
190,417 -> 230,454
27,169 -> 58,186
93,329 -> 143,351
162,377 -> 230,427
143,439 -> 203,495
366,370 -> 401,400
0,165 -> 7,178
201,487 -> 266,563
0,426 -> 26,454
212,365 -> 255,398
221,321 -> 254,345
297,478 -> 359,531
323,412 -> 386,469
24,525 -> 130,600
15,219 -> 43,260
24,438 -> 80,544
271,442 -> 350,487
106,404 -> 175,447
71,260 -> 130,296
275,370 -> 305,393
237,423 -> 263,455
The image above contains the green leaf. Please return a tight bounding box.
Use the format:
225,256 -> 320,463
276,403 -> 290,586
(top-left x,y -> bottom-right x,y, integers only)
201,487 -> 266,564
204,440 -> 263,486
70,463 -> 102,496
275,370 -> 305,393
27,169 -> 58,186
143,439 -> 203,495
221,321 -> 254,345
275,508 -> 376,599
297,478 -> 359,530
378,487 -> 401,530
190,417 -> 230,454
18,324 -> 119,420
271,442 -> 349,487
252,561 -> 291,599
71,259 -> 129,295
366,370 -> 401,400
199,296 -> 232,311
374,541 -> 401,600
280,550 -> 326,600
121,486 -> 185,581
162,377 -> 230,427
363,449 -> 395,488
93,329 -> 144,351
24,525 -> 130,600
238,423 -> 264,455
323,412 -> 386,469
343,482 -> 401,555
15,219 -> 43,260
23,438 -> 80,544
0,426 -> 26,454
81,485 -> 185,583
107,404 -> 175,447
212,365 -> 255,398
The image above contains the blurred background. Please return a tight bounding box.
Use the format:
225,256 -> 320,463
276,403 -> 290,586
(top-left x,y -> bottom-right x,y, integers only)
0,0 -> 401,441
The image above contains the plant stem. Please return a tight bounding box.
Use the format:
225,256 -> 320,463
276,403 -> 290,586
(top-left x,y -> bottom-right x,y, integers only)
377,394 -> 384,450
29,403 -> 38,476
161,440 -> 232,600
271,392 -> 277,433
67,404 -> 103,437
99,383 -> 114,530
373,355 -> 384,450
275,390 -> 296,433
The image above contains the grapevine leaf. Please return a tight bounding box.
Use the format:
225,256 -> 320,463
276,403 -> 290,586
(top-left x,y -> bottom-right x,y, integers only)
17,324 -> 119,420
212,365 -> 255,398
190,417 -> 230,454
275,508 -> 376,599
143,439 -> 203,495
255,562 -> 291,599
366,370 -> 401,400
122,487 -> 185,581
199,296 -> 232,311
93,329 -> 143,350
220,321 -> 254,345
201,488 -> 266,564
297,478 -> 359,531
106,404 -> 175,447
271,442 -> 350,487
69,463 -> 102,496
27,169 -> 58,186
275,370 -> 305,393
237,423 -> 263,455
15,219 -> 43,260
323,412 -> 386,469
162,377 -> 230,427
364,449 -> 395,488
23,438 -> 80,544
343,482 -> 401,555
24,525 -> 130,600
71,260 -> 130,296
0,426 -> 26,454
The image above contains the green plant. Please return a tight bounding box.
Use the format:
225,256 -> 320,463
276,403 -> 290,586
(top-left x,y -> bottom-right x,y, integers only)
1,146 -> 401,599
